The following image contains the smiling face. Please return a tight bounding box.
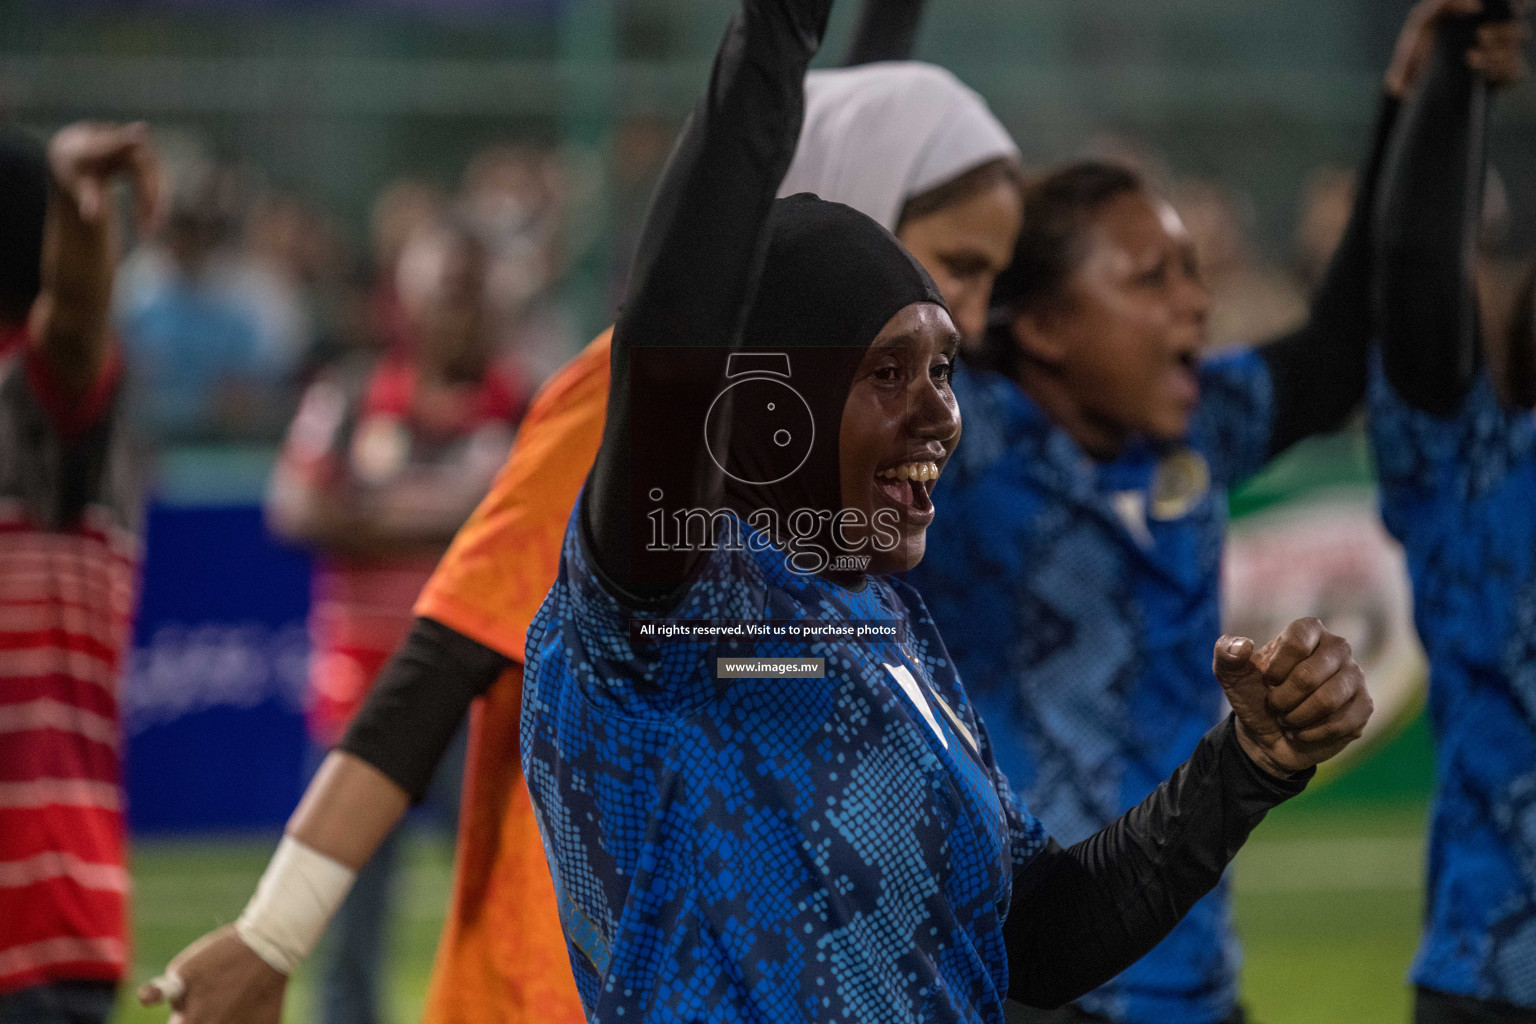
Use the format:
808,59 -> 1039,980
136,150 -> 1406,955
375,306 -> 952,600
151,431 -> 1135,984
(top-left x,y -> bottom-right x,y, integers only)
897,176 -> 1022,343
837,302 -> 962,575
1014,189 -> 1211,455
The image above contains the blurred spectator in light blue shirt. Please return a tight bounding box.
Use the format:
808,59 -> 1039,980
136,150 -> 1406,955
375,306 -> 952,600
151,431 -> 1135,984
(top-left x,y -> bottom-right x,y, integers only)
115,160 -> 309,442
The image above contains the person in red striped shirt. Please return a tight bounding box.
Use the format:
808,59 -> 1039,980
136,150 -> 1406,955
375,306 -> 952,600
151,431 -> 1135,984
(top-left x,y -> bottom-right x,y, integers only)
0,121 -> 161,1024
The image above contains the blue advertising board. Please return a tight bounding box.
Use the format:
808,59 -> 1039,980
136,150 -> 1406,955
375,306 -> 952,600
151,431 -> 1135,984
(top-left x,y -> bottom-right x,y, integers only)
123,503 -> 313,834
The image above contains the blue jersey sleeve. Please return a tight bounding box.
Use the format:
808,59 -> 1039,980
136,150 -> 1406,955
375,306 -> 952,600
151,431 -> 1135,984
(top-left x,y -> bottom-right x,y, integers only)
1190,348 -> 1276,488
1368,359 -> 1536,545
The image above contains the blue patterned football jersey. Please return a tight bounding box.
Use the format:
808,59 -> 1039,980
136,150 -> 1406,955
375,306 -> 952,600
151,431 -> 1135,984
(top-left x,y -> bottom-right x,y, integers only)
1368,363 -> 1536,1008
521,503 -> 1051,1023
906,354 -> 1275,1024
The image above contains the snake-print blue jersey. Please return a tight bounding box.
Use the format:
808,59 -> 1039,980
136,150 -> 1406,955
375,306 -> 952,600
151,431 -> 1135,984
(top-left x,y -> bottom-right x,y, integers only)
522,503 -> 1051,1023
1369,362 -> 1536,1008
906,354 -> 1275,1024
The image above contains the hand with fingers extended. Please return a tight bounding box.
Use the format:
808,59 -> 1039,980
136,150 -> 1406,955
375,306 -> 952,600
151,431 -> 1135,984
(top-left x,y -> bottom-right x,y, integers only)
137,926 -> 286,1024
1213,618 -> 1374,779
46,121 -> 162,233
1386,0 -> 1531,97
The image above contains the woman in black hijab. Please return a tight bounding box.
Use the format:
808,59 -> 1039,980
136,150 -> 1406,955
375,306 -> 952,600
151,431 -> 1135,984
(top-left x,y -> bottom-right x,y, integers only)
520,1 -> 1372,1022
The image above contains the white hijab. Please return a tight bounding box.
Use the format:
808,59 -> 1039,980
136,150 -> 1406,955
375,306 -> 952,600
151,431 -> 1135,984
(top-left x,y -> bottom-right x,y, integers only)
777,61 -> 1019,232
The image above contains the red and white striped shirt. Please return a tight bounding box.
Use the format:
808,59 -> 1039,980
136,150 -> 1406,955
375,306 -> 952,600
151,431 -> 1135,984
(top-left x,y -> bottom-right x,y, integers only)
0,329 -> 140,995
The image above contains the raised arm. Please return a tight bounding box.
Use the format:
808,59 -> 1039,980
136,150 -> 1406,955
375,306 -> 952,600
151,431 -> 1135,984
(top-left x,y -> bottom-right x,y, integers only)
1255,0 -> 1524,454
1374,0 -> 1527,415
584,0 -> 833,601
31,122 -> 160,401
1253,88 -> 1394,459
842,0 -> 926,65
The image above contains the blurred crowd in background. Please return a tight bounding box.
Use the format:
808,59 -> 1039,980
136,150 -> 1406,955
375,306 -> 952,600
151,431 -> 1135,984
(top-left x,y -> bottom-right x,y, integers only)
3,1 -> 1533,452
84,128 -> 1532,448
104,137 -> 583,443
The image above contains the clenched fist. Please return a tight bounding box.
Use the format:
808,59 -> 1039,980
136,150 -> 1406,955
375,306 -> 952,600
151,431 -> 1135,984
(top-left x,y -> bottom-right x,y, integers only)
1386,0 -> 1531,98
1213,618 -> 1373,779
46,121 -> 162,232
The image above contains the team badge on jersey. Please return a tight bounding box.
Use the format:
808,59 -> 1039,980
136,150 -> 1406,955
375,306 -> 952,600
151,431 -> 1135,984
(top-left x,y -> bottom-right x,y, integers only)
1151,447 -> 1211,521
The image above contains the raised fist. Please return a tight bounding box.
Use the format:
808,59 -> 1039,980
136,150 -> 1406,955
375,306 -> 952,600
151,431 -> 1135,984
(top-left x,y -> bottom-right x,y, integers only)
46,121 -> 162,231
1213,617 -> 1373,778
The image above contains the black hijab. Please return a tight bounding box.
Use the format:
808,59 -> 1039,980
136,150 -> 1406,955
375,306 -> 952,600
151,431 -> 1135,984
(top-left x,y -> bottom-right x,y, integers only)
714,193 -> 945,565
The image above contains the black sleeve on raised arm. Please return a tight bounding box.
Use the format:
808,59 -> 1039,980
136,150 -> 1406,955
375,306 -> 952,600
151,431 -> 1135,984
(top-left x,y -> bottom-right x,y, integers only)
337,617 -> 509,802
583,0 -> 832,605
842,0 -> 926,65
1257,93 -> 1400,458
1508,264 -> 1536,409
1372,13 -> 1492,416
1003,717 -> 1310,1010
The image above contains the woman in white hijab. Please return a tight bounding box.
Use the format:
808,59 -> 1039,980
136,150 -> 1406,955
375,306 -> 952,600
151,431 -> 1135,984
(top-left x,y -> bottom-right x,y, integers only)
140,47 -> 1029,1024
782,60 -> 1024,339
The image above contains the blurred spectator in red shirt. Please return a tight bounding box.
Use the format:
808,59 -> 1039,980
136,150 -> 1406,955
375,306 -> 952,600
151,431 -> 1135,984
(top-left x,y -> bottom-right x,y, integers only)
264,212 -> 528,1024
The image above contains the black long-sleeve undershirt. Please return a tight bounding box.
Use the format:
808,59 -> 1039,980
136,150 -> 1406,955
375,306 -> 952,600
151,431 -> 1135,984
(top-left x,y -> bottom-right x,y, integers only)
343,0 -> 844,794
337,617 -> 508,800
843,0 -> 925,66
1256,92 -> 1399,458
583,0 -> 833,604
1373,13 -> 1492,416
1006,716 -> 1310,1009
1509,266 -> 1536,410
341,0 -> 841,801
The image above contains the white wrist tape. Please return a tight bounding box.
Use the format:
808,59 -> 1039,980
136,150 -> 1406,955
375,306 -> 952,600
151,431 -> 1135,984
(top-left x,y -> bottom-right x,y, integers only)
235,836 -> 357,975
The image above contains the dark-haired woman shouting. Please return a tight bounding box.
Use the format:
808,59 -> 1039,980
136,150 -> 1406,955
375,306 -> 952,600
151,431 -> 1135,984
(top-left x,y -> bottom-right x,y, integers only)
907,3 -> 1525,1022
519,0 -> 1371,1021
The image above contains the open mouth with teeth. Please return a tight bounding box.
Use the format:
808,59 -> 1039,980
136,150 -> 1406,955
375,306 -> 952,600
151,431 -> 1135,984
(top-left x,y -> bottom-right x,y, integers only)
874,460 -> 939,519
1171,349 -> 1200,400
